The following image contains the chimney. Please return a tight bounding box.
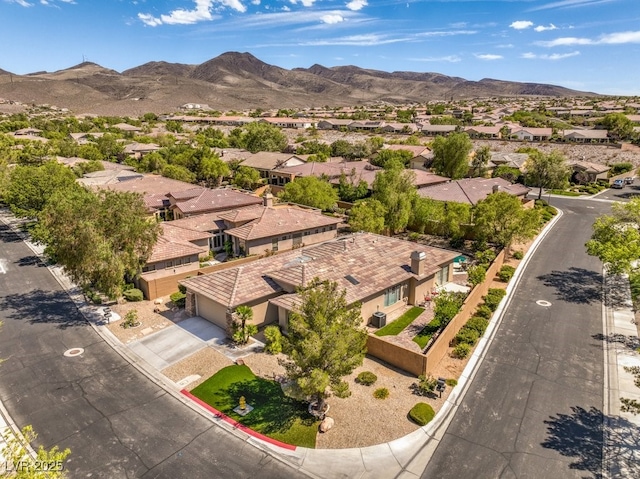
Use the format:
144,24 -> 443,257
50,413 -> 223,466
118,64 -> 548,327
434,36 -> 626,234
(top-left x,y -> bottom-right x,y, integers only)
263,192 -> 274,207
410,251 -> 426,276
492,184 -> 501,193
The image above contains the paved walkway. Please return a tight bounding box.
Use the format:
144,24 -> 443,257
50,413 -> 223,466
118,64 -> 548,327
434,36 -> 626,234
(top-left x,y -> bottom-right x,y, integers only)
2,205 -> 639,478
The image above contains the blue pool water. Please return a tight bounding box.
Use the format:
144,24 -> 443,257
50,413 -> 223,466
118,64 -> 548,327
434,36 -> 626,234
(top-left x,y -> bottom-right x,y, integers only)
453,255 -> 468,264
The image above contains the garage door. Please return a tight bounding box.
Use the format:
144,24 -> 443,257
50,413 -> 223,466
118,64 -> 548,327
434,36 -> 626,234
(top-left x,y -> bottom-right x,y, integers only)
196,294 -> 227,329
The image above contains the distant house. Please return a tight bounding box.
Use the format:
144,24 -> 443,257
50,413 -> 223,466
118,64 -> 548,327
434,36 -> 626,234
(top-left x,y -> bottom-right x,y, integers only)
421,125 -> 457,136
568,160 -> 610,183
259,117 -> 316,129
123,142 -> 161,159
317,119 -> 354,130
561,129 -> 610,143
464,126 -> 502,139
488,152 -> 529,170
383,144 -> 433,170
180,233 -> 457,333
142,223 -> 211,273
510,127 -> 553,142
380,123 -> 419,134
238,152 -> 306,185
417,177 -> 530,206
11,128 -> 48,143
112,123 -> 142,134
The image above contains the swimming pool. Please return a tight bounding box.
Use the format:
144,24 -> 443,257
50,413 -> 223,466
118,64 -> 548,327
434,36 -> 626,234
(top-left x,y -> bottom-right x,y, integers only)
453,255 -> 469,264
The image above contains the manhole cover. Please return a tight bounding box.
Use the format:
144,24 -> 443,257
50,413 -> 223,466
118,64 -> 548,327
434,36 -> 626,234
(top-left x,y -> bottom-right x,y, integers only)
63,348 -> 84,357
536,300 -> 552,307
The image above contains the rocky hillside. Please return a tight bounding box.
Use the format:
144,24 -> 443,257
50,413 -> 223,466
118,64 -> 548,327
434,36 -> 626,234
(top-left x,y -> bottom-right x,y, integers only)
0,52 -> 597,116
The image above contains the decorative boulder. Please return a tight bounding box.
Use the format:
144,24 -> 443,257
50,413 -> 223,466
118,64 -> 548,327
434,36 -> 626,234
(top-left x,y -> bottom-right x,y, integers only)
319,417 -> 335,433
154,298 -> 163,304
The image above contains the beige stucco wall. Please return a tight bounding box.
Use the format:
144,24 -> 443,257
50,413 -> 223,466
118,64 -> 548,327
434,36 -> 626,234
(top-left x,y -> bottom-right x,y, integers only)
359,282 -> 409,327
196,294 -> 229,329
145,253 -> 200,272
244,227 -> 338,256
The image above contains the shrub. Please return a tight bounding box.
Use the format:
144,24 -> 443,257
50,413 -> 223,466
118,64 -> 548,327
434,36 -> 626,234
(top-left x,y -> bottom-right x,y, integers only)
475,249 -> 496,268
449,236 -> 464,248
415,374 -> 437,396
333,380 -> 352,398
178,283 -> 187,294
609,162 -> 633,176
445,378 -> 458,387
484,288 -> 506,311
373,388 -> 389,399
263,325 -> 283,354
409,403 -> 435,426
475,304 -> 493,319
498,265 -> 516,282
121,310 -> 139,329
170,291 -> 186,308
408,232 -> 421,242
465,316 -> 489,335
123,288 -> 143,302
356,371 -> 378,386
455,327 -> 480,346
122,283 -> 135,292
434,291 -> 466,327
512,251 -> 524,260
467,265 -> 486,287
452,343 -> 471,359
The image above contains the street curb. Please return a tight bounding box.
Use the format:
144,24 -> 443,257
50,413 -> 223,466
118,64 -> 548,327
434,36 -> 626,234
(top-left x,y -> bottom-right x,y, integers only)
394,206 -> 565,477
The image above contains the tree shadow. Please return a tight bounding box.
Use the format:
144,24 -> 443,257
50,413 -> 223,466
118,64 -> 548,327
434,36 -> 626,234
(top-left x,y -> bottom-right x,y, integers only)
591,333 -> 640,352
0,223 -> 21,243
603,274 -> 634,310
541,406 -> 640,478
14,255 -> 46,267
0,289 -> 88,329
541,406 -> 604,478
536,268 -> 602,305
223,378 -> 314,435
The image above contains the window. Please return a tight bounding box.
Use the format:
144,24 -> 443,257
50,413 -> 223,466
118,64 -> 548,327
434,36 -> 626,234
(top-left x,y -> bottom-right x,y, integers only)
272,238 -> 279,252
304,231 -> 310,236
282,236 -> 287,240
436,265 -> 450,286
315,229 -> 319,234
384,284 -> 402,307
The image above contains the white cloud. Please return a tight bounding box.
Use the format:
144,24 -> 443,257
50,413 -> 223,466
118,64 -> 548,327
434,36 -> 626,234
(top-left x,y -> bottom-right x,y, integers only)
290,0 -> 316,6
410,55 -> 462,63
346,0 -> 367,11
536,31 -> 640,47
138,0 -> 244,27
534,23 -> 558,32
537,36 -> 592,46
11,0 -> 33,6
282,5 -> 290,11
138,13 -> 163,27
521,51 -> 581,60
417,30 -> 477,37
510,20 -> 533,30
251,0 -> 260,3
599,31 -> 640,44
321,14 -> 345,24
475,54 -> 503,60
529,0 -> 618,12
302,34 -> 406,46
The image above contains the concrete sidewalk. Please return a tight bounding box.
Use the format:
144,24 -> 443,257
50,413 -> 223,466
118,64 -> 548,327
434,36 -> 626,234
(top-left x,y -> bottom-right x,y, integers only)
602,273 -> 640,479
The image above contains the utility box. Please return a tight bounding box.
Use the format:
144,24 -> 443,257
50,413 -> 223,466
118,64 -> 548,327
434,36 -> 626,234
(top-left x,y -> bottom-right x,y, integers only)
371,311 -> 387,328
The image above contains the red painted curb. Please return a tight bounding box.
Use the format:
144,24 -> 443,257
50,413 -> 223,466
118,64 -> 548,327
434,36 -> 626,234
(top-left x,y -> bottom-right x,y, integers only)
180,389 -> 297,451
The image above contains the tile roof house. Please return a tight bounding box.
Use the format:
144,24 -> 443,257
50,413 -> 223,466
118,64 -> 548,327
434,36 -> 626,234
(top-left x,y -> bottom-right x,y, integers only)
220,194 -> 342,256
488,152 -> 529,170
180,233 -> 458,335
418,177 -> 530,206
123,142 -> 161,158
510,127 -> 553,142
167,187 -> 263,219
421,125 -> 457,136
383,144 -> 434,171
143,223 -> 211,273
568,160 -> 611,183
561,129 -> 610,143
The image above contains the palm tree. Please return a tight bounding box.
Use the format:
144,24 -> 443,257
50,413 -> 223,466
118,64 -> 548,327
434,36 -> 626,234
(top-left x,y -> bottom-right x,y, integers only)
232,305 -> 256,345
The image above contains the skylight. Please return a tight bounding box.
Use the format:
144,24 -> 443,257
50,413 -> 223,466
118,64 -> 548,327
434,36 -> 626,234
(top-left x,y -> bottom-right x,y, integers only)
345,275 -> 360,285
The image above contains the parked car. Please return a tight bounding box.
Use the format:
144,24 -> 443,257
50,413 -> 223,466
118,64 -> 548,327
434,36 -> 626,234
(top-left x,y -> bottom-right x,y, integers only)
624,177 -> 635,185
612,179 -> 625,189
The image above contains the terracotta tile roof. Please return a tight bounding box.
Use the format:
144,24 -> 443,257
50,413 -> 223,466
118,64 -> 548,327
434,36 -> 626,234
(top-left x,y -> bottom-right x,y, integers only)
172,188 -> 263,216
217,205 -> 264,223
147,236 -> 207,264
224,206 -> 342,241
418,177 -> 530,205
569,160 -> 610,174
181,233 -> 458,308
160,223 -> 212,243
169,212 -> 226,233
240,152 -> 304,170
105,174 -> 196,210
489,152 -> 529,169
384,145 -> 431,156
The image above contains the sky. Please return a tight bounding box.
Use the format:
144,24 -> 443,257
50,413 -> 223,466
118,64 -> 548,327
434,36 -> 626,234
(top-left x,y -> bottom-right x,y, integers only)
1,0 -> 639,95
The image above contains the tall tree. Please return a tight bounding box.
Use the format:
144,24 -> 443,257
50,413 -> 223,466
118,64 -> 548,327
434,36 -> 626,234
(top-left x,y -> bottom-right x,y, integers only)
234,122 -> 288,153
371,160 -> 417,234
348,199 -> 387,234
431,132 -> 473,179
336,169 -> 369,203
281,279 -> 367,410
371,149 -> 413,168
231,165 -> 263,190
586,198 -> 640,274
526,150 -> 570,199
473,191 -> 541,253
4,161 -> 77,218
471,145 -> 491,178
278,176 -> 338,210
598,113 -> 634,141
34,187 -> 160,298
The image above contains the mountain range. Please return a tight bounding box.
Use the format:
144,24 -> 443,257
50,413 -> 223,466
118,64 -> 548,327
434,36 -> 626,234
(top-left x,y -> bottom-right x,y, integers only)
0,52 -> 597,116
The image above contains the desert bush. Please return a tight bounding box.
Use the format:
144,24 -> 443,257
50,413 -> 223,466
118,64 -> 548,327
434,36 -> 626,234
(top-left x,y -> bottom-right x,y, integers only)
356,371 -> 378,386
483,288 -> 506,311
264,325 -> 283,354
455,327 -> 480,346
445,378 -> 458,387
434,291 -> 466,327
409,403 -> 435,426
170,291 -> 186,308
498,265 -> 516,282
333,380 -> 352,398
452,343 -> 471,359
475,304 -> 493,319
407,232 -> 421,242
465,316 -> 489,335
475,249 -> 496,267
121,310 -> 139,329
512,251 -> 524,260
373,387 -> 389,399
123,288 -> 143,302
415,374 -> 437,396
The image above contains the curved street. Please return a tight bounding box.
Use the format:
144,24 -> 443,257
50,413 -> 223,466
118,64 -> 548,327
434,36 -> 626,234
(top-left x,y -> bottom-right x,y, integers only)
423,196 -> 612,479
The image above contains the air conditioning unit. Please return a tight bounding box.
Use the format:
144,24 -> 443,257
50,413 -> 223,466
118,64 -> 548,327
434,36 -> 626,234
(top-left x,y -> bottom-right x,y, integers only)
371,311 -> 387,328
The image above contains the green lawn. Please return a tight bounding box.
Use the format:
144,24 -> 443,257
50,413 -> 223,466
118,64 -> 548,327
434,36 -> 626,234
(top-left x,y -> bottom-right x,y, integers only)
190,365 -> 318,448
374,307 -> 425,336
548,189 -> 583,197
413,318 -> 441,349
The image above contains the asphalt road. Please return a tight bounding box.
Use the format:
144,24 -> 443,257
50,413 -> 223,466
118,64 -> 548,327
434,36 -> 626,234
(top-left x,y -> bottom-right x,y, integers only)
422,197 -> 612,479
0,222 -> 305,479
